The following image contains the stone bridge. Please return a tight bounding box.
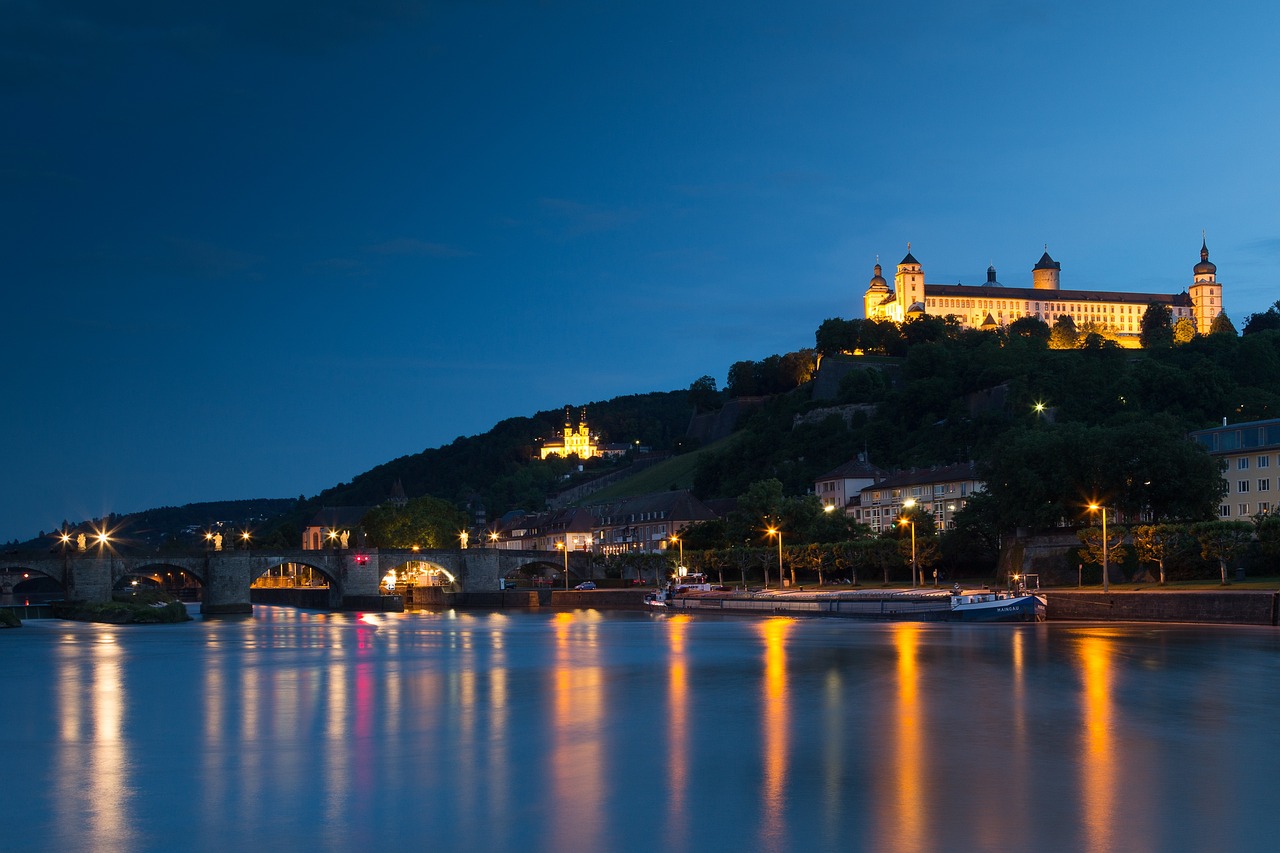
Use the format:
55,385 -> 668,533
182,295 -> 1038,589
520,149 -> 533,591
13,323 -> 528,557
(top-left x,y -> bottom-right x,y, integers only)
0,547 -> 589,614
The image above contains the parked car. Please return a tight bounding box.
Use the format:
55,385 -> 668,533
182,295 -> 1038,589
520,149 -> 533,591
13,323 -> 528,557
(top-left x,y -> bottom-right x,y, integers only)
574,581 -> 597,590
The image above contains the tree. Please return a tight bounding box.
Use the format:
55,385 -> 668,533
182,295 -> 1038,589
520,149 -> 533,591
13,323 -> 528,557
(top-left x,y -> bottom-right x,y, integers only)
1048,315 -> 1079,349
1242,301 -> 1280,335
1132,523 -> 1185,585
1140,302 -> 1174,348
1255,515 -> 1280,568
1191,520 -> 1253,584
1173,316 -> 1197,344
361,496 -> 468,549
1209,312 -> 1238,336
688,375 -> 721,413
1007,315 -> 1050,343
1077,524 -> 1128,583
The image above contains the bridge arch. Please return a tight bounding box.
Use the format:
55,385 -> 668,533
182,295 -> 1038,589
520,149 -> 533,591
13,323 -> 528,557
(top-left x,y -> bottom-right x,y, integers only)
251,558 -> 336,590
380,558 -> 459,593
0,563 -> 65,595
113,562 -> 205,601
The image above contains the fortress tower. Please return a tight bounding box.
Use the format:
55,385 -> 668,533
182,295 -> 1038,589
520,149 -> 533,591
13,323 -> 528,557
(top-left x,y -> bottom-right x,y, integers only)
1189,237 -> 1221,333
1032,249 -> 1061,290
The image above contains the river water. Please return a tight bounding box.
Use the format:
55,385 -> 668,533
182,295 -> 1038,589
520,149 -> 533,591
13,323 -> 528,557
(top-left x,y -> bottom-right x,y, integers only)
4,606 -> 1279,853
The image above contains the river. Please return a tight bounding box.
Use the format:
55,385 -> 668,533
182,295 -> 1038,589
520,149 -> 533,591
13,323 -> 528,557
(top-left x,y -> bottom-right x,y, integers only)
4,606 -> 1279,852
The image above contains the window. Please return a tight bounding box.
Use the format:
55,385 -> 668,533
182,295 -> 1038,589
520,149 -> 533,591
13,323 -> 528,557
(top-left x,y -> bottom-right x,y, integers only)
1240,504 -> 1250,516
1238,480 -> 1250,493
1260,455 -> 1271,468
1220,505 -> 1231,517
1262,502 -> 1271,513
1238,457 -> 1250,470
1261,479 -> 1271,492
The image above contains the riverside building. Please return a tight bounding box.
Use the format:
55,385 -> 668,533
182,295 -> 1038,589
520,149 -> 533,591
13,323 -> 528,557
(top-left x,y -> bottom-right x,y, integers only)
1190,418 -> 1280,519
863,240 -> 1225,346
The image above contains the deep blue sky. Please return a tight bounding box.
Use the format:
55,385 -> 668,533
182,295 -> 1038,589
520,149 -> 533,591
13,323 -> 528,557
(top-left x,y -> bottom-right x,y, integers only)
4,1 -> 1279,541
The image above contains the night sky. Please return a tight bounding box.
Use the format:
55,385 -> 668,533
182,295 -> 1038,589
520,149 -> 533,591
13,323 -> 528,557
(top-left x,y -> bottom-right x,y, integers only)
5,1 -> 1279,542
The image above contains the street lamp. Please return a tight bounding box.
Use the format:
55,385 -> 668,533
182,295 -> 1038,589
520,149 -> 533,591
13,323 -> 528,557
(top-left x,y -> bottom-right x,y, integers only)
766,527 -> 782,590
240,530 -> 252,549
900,498 -> 918,588
488,531 -> 500,548
1087,503 -> 1110,593
556,540 -> 569,589
671,534 -> 684,576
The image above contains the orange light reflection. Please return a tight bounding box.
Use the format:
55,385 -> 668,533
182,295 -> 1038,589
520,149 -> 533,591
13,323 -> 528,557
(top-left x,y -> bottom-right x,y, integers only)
759,618 -> 791,850
665,614 -> 691,848
549,611 -> 605,850
1079,633 -> 1116,853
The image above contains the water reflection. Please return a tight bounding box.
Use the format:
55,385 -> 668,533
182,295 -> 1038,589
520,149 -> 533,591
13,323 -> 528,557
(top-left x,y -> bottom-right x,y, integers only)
52,631 -> 136,853
665,614 -> 691,849
12,610 -> 1280,852
759,618 -> 791,850
549,611 -> 605,850
883,622 -> 928,853
1078,631 -> 1117,853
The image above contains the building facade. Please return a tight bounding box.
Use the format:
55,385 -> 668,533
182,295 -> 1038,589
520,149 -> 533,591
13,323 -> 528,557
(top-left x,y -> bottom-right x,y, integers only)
848,463 -> 984,534
863,241 -> 1224,346
813,458 -> 886,512
1190,418 -> 1280,519
488,490 -> 717,555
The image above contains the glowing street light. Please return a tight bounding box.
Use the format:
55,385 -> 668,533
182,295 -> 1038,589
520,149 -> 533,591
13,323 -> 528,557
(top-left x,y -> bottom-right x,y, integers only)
900,498 -> 918,588
1087,503 -> 1110,593
488,531 -> 500,548
556,540 -> 569,589
765,527 -> 783,589
671,534 -> 684,575
1033,401 -> 1046,416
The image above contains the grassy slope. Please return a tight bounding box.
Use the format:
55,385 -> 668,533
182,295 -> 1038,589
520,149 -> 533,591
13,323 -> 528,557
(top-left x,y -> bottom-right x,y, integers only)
572,435 -> 739,505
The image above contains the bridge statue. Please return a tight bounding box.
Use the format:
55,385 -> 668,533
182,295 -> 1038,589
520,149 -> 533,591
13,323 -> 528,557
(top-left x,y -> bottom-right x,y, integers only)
76,533 -> 86,552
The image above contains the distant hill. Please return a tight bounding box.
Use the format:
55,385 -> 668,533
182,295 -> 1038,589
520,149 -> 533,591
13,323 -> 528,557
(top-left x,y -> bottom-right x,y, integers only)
10,498 -> 299,553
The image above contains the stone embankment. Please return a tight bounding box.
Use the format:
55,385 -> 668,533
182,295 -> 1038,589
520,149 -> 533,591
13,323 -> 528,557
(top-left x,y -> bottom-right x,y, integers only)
1046,590 -> 1280,626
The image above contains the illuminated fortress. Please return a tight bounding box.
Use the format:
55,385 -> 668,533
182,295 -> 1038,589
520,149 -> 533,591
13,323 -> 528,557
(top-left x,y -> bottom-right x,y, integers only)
862,240 -> 1224,346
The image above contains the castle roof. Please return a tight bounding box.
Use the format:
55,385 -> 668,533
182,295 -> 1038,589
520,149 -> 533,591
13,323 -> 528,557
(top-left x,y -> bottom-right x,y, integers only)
1033,251 -> 1060,271
923,282 -> 1192,307
1194,239 -> 1216,276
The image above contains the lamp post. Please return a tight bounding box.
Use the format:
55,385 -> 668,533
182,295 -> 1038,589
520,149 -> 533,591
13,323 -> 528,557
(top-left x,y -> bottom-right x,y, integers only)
1088,503 -> 1110,593
901,499 -> 918,588
766,527 -> 782,590
557,540 -> 569,589
671,534 -> 684,577
488,531 -> 500,548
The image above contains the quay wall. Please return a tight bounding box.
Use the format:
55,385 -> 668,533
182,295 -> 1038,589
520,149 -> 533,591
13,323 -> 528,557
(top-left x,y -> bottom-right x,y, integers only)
1046,590 -> 1280,625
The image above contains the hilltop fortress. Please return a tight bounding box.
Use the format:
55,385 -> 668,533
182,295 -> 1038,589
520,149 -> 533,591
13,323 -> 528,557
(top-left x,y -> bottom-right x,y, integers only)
862,240 -> 1224,346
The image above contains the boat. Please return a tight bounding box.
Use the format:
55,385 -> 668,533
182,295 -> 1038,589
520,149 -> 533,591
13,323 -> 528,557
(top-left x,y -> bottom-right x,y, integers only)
651,575 -> 1046,622
946,588 -> 1046,622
